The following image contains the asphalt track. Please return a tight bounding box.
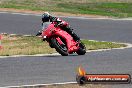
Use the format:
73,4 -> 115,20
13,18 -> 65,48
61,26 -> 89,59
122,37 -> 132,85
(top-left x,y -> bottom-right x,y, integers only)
0,12 -> 132,88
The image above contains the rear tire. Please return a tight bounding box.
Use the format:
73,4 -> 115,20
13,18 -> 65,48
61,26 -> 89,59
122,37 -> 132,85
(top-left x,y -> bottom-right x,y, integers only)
76,42 -> 86,55
50,38 -> 68,56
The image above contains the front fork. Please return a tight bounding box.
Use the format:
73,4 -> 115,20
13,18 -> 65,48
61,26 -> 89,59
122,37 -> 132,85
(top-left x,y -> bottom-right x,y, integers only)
55,37 -> 64,45
48,37 -> 64,48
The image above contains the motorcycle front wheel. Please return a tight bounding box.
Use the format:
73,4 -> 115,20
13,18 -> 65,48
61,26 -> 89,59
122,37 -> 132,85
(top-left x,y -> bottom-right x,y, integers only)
50,38 -> 68,56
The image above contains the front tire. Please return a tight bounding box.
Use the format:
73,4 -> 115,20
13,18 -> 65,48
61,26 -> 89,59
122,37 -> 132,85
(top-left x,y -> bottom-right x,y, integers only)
76,42 -> 86,55
50,38 -> 68,56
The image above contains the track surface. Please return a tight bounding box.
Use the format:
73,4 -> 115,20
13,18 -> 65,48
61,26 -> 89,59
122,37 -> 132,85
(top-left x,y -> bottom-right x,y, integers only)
0,12 -> 132,88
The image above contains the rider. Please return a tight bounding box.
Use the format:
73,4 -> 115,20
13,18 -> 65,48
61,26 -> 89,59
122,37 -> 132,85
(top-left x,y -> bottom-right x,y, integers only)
37,12 -> 80,42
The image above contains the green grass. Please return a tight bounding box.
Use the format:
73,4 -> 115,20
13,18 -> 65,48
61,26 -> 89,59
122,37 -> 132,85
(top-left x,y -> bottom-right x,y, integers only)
0,0 -> 132,17
0,34 -> 126,56
57,3 -> 132,17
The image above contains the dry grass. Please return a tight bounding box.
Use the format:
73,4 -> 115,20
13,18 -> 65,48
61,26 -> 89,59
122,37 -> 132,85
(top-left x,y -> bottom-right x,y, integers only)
0,34 -> 126,56
1,0 -> 132,7
0,34 -> 56,56
20,84 -> 106,88
43,84 -> 105,88
1,0 -> 132,3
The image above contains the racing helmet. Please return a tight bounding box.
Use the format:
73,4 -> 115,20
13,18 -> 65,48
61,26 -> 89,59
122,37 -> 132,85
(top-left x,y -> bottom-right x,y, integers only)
42,12 -> 50,22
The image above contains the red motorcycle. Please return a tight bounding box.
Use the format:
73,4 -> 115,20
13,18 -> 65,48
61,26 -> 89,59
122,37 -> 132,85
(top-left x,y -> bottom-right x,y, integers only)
40,22 -> 86,56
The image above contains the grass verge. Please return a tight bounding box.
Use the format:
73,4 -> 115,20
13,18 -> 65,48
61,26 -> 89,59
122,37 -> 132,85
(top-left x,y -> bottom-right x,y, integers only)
0,34 -> 126,56
0,0 -> 132,17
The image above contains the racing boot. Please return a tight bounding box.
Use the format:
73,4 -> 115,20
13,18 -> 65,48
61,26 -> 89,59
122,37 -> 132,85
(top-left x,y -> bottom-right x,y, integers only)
66,27 -> 80,42
71,32 -> 80,42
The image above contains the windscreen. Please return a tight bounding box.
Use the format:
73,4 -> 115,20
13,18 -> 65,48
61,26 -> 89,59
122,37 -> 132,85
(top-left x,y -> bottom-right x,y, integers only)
42,22 -> 51,30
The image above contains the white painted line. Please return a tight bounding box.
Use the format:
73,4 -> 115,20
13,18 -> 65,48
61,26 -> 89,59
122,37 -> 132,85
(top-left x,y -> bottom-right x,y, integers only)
0,12 -> 9,14
0,53 -> 60,58
0,41 -> 132,58
61,16 -> 132,21
11,12 -> 41,16
5,33 -> 33,37
1,11 -> 132,21
2,82 -> 77,88
0,11 -> 41,16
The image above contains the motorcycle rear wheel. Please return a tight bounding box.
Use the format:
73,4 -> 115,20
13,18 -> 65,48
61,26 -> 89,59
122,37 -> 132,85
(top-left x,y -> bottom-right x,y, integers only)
51,38 -> 68,56
76,42 -> 86,55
